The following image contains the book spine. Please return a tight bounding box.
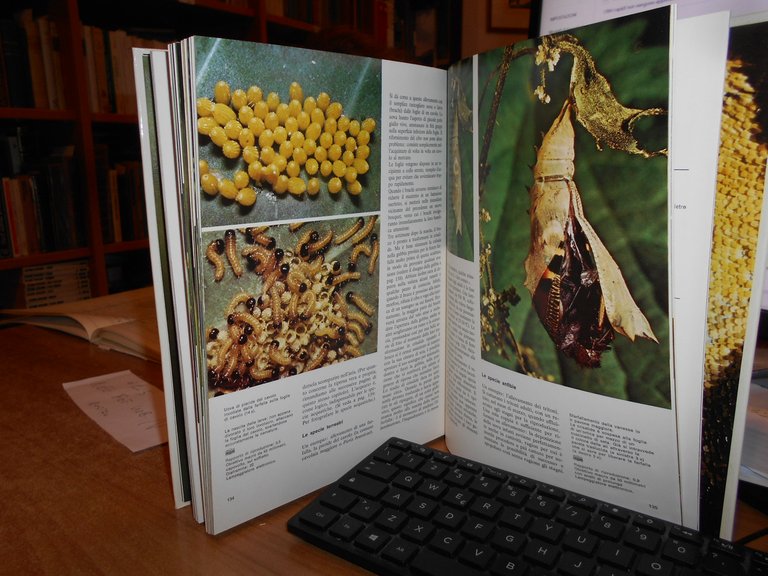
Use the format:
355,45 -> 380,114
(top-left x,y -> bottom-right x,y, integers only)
36,15 -> 57,109
81,24 -> 99,113
0,17 -> 34,107
18,9 -> 47,109
0,182 -> 12,257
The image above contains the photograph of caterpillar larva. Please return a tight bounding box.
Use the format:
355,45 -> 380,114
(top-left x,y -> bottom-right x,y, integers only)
203,216 -> 379,396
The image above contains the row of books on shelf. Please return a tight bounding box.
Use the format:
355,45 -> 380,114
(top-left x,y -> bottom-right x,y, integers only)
265,0 -> 316,22
82,25 -> 166,115
0,155 -> 85,258
0,10 -> 66,110
94,152 -> 148,244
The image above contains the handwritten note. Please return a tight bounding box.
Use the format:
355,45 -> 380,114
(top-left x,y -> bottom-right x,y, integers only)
63,370 -> 168,452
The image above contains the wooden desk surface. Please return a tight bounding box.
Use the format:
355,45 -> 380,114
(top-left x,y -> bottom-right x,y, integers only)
1,324 -> 766,575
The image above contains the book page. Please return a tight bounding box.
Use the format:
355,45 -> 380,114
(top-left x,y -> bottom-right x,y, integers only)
445,8 -> 685,525
174,38 -> 447,534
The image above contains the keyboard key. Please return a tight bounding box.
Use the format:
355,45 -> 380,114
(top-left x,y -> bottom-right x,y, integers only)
329,516 -> 363,540
297,501 -> 338,530
359,458 -> 398,481
349,498 -> 381,521
340,473 -> 387,498
411,547 -> 484,576
430,529 -> 463,556
402,518 -> 435,544
531,517 -> 565,544
381,537 -> 418,565
319,487 -> 357,511
459,542 -> 495,569
490,554 -> 530,575
491,527 -> 526,555
524,538 -> 560,569
375,507 -> 408,532
354,525 -> 390,553
559,551 -> 596,576
407,495 -> 438,518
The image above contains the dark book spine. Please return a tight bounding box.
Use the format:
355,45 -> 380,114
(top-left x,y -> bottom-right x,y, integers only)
0,18 -> 34,107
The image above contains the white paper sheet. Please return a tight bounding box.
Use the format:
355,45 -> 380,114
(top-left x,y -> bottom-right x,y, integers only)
63,370 -> 168,452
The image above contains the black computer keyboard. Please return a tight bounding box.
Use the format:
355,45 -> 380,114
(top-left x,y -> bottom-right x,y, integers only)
287,437 -> 768,575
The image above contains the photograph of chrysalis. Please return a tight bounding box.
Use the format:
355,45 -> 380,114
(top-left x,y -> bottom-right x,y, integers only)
478,9 -> 672,408
202,217 -> 380,396
193,37 -> 381,227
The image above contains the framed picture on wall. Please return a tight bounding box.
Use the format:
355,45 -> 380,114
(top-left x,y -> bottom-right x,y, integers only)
488,0 -> 532,32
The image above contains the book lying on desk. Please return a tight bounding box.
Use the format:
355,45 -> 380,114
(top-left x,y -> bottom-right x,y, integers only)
0,286 -> 161,363
132,6 -> 768,538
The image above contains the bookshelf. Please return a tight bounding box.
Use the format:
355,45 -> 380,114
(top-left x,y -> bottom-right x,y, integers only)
0,0 -> 459,308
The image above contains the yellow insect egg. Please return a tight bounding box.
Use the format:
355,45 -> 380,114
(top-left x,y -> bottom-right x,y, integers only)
199,159 -> 209,174
324,117 -> 337,135
332,159 -> 347,177
284,116 -> 299,135
224,119 -> 243,139
356,129 -> 371,146
246,85 -> 263,105
213,102 -> 236,125
258,128 -> 275,148
306,122 -> 322,142
238,105 -> 254,125
273,154 -> 287,174
344,166 -> 358,184
273,125 -> 288,145
303,138 -> 317,157
292,147 -> 308,166
345,137 -> 357,152
326,101 -> 343,120
233,170 -> 250,189
348,119 -> 361,137
319,132 -> 333,149
328,177 -> 342,194
248,116 -> 265,137
279,140 -> 294,159
209,126 -> 228,147
201,172 -> 219,195
287,176 -> 307,196
265,111 -> 280,131
197,97 -> 214,117
289,81 -> 303,102
346,179 -> 362,196
305,157 -> 319,175
286,160 -> 301,178
317,92 -> 330,111
276,102 -> 290,124
362,117 -> 376,133
303,96 -> 316,114
273,174 -> 289,194
283,99 -> 300,118
314,145 -> 328,163
356,144 -> 370,160
213,80 -> 230,104
320,160 -> 333,177
328,144 -> 342,162
253,100 -> 268,120
247,160 -> 263,181
238,128 -> 255,148
260,145 -> 276,165
342,150 -> 355,166
333,129 -> 347,147
222,140 -> 241,159
353,158 -> 369,175
266,91 -> 280,111
231,88 -> 248,110
297,111 -> 311,131
197,116 -> 217,135
242,145 -> 259,164
310,107 -> 325,125
307,177 -> 320,196
236,186 -> 257,207
289,130 -> 305,149
263,164 -> 279,186
219,178 -> 238,199
337,115 -> 350,133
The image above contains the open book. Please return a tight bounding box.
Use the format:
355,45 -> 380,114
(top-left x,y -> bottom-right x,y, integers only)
0,286 -> 161,362
132,5 -> 768,538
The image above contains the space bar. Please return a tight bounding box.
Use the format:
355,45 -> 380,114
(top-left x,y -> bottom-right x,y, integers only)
411,549 -> 485,576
